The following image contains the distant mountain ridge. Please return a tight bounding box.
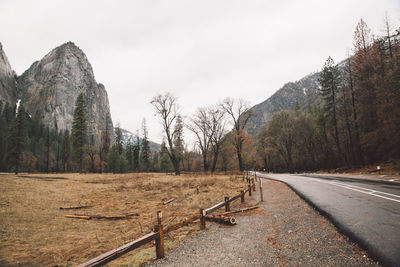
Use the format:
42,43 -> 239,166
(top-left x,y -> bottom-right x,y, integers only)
246,60 -> 346,136
245,71 -> 321,135
120,128 -> 161,152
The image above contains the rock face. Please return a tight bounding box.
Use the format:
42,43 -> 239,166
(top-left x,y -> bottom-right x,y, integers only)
0,42 -> 17,104
17,42 -> 113,145
246,72 -> 322,136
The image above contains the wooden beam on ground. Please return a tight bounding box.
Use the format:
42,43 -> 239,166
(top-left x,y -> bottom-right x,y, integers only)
66,213 -> 139,220
163,198 -> 175,205
77,232 -> 158,267
60,205 -> 91,210
205,201 -> 225,214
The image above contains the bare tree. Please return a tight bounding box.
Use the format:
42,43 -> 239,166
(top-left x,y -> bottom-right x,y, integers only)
220,98 -> 252,171
186,107 -> 212,172
150,93 -> 181,175
209,106 -> 226,173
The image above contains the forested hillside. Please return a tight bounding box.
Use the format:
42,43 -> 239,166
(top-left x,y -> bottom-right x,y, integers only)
255,19 -> 400,172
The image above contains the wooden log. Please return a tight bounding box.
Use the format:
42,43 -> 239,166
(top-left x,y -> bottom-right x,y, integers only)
164,215 -> 201,233
205,214 -> 236,225
65,215 -> 91,220
77,232 -> 158,267
66,213 -> 139,220
60,205 -> 91,210
162,198 -> 175,205
218,206 -> 259,216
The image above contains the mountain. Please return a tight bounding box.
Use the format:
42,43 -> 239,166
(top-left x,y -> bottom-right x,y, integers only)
246,60 -> 350,136
16,42 -> 113,145
0,43 -> 17,104
120,128 -> 161,152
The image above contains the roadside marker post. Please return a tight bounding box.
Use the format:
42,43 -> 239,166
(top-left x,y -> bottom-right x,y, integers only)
259,177 -> 264,202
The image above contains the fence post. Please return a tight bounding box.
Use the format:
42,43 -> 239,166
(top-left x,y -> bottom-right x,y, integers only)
224,196 -> 230,212
248,184 -> 252,196
259,177 -> 264,202
200,209 -> 206,230
251,178 -> 256,192
241,190 -> 245,203
154,211 -> 165,259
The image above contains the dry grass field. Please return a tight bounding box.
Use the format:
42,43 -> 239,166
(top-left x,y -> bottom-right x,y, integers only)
0,172 -> 250,266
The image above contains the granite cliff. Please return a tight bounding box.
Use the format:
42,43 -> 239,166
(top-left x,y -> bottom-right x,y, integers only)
0,41 -> 113,145
0,43 -> 17,104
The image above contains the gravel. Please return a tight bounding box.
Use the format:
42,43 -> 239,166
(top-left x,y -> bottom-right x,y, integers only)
146,180 -> 380,267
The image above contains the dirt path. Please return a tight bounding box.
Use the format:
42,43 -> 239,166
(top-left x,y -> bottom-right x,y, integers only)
147,180 -> 379,266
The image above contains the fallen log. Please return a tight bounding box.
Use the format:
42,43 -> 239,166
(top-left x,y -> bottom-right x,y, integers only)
205,214 -> 236,225
66,213 -> 139,220
60,205 -> 91,210
164,215 -> 201,233
65,215 -> 91,220
163,198 -> 175,205
218,206 -> 259,216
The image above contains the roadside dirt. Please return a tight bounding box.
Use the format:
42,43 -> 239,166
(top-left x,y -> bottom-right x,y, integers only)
147,179 -> 380,266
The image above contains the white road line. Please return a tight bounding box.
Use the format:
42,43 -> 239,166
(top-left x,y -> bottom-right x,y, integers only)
321,180 -> 400,203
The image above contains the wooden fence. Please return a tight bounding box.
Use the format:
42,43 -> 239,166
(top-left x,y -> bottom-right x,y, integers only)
78,172 -> 257,267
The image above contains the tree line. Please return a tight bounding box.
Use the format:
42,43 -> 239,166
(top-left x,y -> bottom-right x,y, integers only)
256,17 -> 400,172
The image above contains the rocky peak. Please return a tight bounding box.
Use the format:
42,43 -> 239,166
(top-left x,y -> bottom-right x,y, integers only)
245,71 -> 322,136
17,41 -> 113,145
0,42 -> 17,104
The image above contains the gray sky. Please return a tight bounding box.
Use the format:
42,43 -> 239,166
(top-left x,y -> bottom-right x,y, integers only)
1,0 -> 399,143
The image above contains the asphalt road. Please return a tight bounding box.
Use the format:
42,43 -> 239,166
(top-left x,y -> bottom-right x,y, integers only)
256,173 -> 400,267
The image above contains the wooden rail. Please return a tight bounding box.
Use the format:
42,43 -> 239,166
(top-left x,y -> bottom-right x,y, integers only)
78,178 -> 257,266
77,232 -> 158,267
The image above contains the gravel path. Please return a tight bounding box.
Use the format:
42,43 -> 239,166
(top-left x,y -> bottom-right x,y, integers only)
146,180 -> 380,267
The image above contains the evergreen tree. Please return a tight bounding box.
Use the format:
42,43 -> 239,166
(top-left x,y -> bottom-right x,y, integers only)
107,145 -> 120,173
62,130 -> 71,172
140,118 -> 150,171
71,93 -> 87,172
6,104 -> 27,174
126,137 -> 135,171
114,124 -> 123,155
160,140 -> 172,173
173,115 -> 184,170
100,113 -> 111,170
133,135 -> 140,172
318,57 -> 342,159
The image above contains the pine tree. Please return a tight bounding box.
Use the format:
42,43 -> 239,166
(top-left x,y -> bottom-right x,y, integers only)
71,93 -> 87,172
62,130 -> 70,172
140,118 -> 150,171
133,135 -> 140,171
107,145 -> 120,173
6,104 -> 27,174
100,113 -> 111,170
173,115 -> 184,171
114,124 -> 123,155
318,57 -> 342,159
125,137 -> 135,171
160,140 -> 172,173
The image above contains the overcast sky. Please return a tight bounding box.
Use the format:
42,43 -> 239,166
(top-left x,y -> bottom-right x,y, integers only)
1,0 -> 399,143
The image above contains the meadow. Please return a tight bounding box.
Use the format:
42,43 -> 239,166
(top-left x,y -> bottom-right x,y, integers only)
0,172 -> 249,266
